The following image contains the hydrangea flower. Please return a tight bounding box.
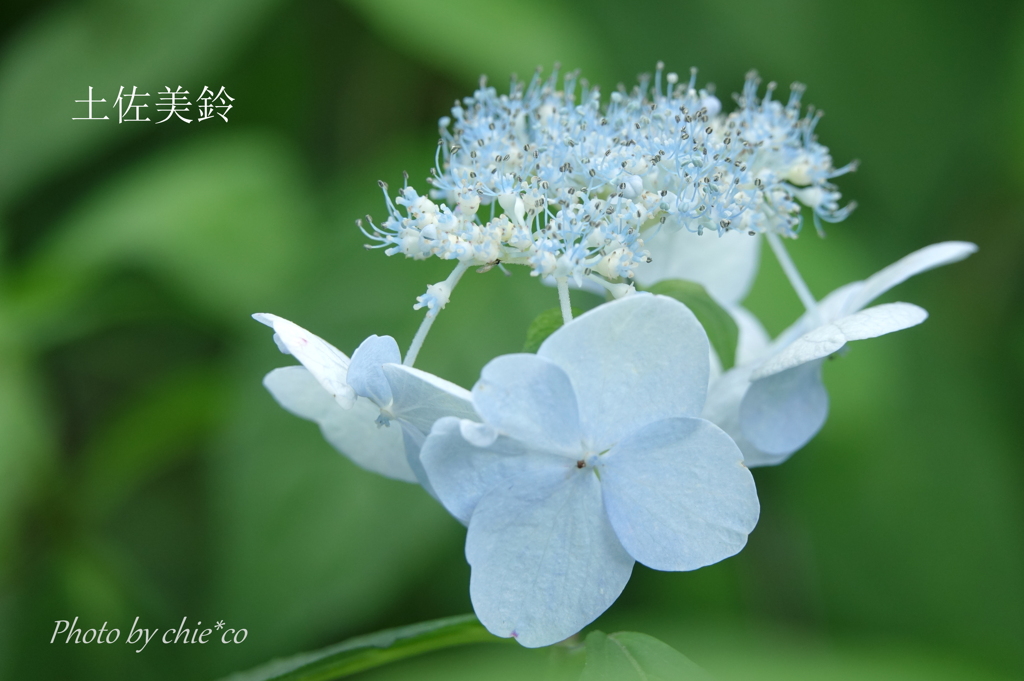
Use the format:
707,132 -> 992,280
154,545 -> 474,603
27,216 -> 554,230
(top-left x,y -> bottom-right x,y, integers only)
419,295 -> 760,647
254,313 -> 476,487
702,241 -> 977,466
632,227 -> 762,306
360,65 -> 855,312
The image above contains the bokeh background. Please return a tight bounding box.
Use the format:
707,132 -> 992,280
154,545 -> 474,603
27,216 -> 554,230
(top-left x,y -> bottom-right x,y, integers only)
1,0 -> 1022,679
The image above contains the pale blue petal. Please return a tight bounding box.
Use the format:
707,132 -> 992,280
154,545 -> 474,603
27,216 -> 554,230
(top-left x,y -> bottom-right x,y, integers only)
472,354 -> 582,455
634,228 -> 762,306
253,313 -> 355,408
752,302 -> 928,381
843,241 -> 977,314
466,464 -> 634,647
768,282 -> 863,354
538,294 -> 709,451
420,417 -> 563,524
729,305 -> 771,366
398,422 -> 438,500
263,366 -> 415,482
751,325 -> 847,381
702,364 -> 772,466
382,364 -> 477,434
600,417 -> 758,571
347,335 -> 401,406
740,359 -> 829,457
835,302 -> 928,340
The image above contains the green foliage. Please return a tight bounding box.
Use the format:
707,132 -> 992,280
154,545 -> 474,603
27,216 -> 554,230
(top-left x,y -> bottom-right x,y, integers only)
218,615 -> 498,681
580,631 -> 713,681
523,307 -> 581,353
339,0 -> 611,86
644,280 -> 739,370
0,0 -> 286,207
13,133 -> 311,328
220,618 -> 713,681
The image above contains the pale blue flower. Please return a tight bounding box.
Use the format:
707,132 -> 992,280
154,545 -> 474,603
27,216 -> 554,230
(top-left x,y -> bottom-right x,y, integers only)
254,313 -> 476,486
419,295 -> 760,647
702,241 -> 977,466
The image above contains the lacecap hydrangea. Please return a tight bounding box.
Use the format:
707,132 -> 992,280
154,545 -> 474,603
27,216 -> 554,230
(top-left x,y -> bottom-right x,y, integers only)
254,62 -> 974,651
361,63 -> 857,301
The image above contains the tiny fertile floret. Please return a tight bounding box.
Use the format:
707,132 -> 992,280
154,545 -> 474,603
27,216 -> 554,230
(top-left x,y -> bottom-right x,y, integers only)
361,64 -> 856,291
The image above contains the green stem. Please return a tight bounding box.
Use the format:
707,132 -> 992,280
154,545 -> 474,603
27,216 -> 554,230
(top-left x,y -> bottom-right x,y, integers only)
403,261 -> 471,367
219,615 -> 504,681
765,232 -> 819,320
556,277 -> 573,324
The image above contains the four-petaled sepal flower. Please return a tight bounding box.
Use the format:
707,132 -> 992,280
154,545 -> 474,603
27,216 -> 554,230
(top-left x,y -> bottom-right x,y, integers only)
420,294 -> 760,647
703,241 -> 977,465
254,313 -> 477,486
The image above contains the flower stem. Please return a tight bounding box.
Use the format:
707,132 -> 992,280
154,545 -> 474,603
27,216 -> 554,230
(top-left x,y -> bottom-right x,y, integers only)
766,232 -> 819,318
556,277 -> 573,325
403,261 -> 471,367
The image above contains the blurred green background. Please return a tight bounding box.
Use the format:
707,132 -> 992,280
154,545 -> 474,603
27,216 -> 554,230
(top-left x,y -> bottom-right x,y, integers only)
1,0 -> 1022,679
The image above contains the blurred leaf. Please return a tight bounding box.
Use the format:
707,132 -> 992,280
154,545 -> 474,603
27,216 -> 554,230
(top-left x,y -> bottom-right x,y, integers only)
340,0 -> 611,86
619,620 -> 1018,681
12,132 -> 312,334
77,366 -> 227,522
209,368 -> 466,664
0,0 -> 286,206
218,614 -> 499,681
0,323 -> 55,584
644,280 -> 738,370
580,631 -> 713,681
523,307 -> 580,353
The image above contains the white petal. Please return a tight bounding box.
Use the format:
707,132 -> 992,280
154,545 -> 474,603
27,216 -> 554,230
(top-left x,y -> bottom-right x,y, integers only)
253,313 -> 355,408
751,325 -> 847,381
382,364 -> 477,434
729,305 -> 771,366
472,354 -> 582,455
834,302 -> 928,341
397,422 -> 438,499
600,417 -> 758,571
843,241 -> 977,313
740,359 -> 829,457
466,464 -> 634,647
702,364 -> 770,466
347,335 -> 401,406
263,366 -> 415,482
420,417 -> 565,524
538,295 -> 709,451
752,302 -> 928,381
769,281 -> 864,353
634,228 -> 762,306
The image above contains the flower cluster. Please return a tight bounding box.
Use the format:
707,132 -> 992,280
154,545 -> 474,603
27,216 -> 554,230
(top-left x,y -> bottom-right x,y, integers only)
362,65 -> 856,296
255,64 -> 974,650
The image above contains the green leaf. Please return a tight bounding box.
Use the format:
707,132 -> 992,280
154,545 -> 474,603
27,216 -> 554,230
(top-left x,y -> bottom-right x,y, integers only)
644,280 -> 739,370
339,0 -> 610,87
523,307 -> 580,353
580,631 -> 714,681
209,371 -> 464,659
0,0 -> 286,206
77,367 -> 227,523
0,318 -> 56,585
218,614 -> 501,681
12,132 -> 312,333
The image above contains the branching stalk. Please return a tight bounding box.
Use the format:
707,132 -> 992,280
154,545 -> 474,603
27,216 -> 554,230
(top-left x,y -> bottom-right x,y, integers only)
403,261 -> 471,367
766,232 -> 819,319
